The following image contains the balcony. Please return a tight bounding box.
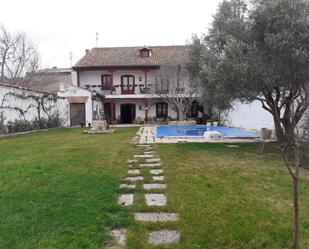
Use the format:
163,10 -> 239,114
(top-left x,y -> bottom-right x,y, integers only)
112,84 -> 153,95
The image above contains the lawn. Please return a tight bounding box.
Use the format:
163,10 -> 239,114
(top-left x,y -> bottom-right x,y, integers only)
0,128 -> 137,249
1,128 -> 309,249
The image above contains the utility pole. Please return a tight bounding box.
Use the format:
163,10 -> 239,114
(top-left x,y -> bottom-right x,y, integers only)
96,32 -> 99,47
69,51 -> 73,67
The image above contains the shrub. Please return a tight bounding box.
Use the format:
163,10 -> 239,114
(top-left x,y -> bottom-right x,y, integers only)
7,119 -> 33,133
6,115 -> 62,134
0,112 -> 8,135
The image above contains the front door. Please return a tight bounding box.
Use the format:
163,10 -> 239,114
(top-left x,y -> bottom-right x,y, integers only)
104,103 -> 111,123
70,103 -> 85,126
121,104 -> 136,123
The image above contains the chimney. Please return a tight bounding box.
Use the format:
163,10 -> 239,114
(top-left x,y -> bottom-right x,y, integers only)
85,49 -> 89,54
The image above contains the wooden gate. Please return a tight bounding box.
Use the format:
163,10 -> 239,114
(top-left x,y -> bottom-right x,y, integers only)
70,103 -> 85,126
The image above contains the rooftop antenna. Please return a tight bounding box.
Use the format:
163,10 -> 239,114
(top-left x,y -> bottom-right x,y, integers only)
69,51 -> 73,67
96,32 -> 99,47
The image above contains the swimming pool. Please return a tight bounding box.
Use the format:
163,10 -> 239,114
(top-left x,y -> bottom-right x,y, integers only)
156,125 -> 259,138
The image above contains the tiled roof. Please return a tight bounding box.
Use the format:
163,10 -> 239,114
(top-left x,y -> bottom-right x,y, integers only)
19,68 -> 73,93
73,45 -> 190,68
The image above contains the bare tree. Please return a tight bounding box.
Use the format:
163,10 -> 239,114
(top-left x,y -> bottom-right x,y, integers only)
151,63 -> 200,121
0,24 -> 39,84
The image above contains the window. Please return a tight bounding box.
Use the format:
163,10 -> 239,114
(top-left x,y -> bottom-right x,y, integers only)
101,74 -> 111,90
121,75 -> 135,94
139,48 -> 151,58
121,75 -> 134,86
156,103 -> 168,118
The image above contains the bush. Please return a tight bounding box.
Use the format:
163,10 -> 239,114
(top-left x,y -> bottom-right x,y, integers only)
7,120 -> 33,133
6,115 -> 62,134
0,112 -> 8,135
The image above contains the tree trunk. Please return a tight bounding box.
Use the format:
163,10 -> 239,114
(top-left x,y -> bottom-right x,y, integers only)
292,177 -> 299,249
292,145 -> 300,249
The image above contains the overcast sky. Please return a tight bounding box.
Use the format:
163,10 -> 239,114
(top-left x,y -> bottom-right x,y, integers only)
0,0 -> 221,68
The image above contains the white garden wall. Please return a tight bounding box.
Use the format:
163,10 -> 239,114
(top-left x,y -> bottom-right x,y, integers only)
0,83 -> 69,126
223,100 -> 274,131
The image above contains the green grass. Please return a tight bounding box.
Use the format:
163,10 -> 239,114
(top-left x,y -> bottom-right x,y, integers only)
1,129 -> 309,249
0,128 -> 137,249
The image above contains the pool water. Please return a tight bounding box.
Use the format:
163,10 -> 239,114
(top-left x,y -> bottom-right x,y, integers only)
156,125 -> 259,138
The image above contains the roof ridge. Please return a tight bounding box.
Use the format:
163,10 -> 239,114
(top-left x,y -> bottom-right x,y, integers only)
92,45 -> 189,49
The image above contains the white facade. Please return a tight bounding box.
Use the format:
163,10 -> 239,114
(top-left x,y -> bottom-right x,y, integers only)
58,84 -> 95,125
223,100 -> 274,131
74,68 -> 180,122
0,83 -> 69,126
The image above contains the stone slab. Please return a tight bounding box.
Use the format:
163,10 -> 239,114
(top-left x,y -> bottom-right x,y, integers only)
143,183 -> 167,190
127,159 -> 138,163
145,194 -> 166,206
110,228 -> 126,246
144,147 -> 153,151
152,176 -> 165,181
140,163 -> 161,168
134,154 -> 153,158
124,176 -> 144,181
135,144 -> 151,147
226,145 -> 240,148
135,212 -> 179,222
144,151 -> 154,155
119,184 -> 136,189
118,194 -> 134,206
149,230 -> 180,245
150,169 -> 164,175
128,169 -> 140,174
146,158 -> 161,163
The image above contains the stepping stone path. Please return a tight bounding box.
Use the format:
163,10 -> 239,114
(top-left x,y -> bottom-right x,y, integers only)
118,194 -> 134,206
143,183 -> 167,190
119,184 -> 136,189
124,176 -> 144,181
146,158 -> 161,163
140,162 -> 161,168
134,212 -> 179,222
110,228 -> 127,246
127,169 -> 140,174
113,127 -> 180,247
150,169 -> 164,175
134,154 -> 153,158
149,230 -> 180,245
153,175 -> 164,181
145,193 -> 167,206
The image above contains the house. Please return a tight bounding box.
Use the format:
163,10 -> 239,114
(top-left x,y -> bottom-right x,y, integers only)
20,67 -> 104,126
72,46 -> 201,124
